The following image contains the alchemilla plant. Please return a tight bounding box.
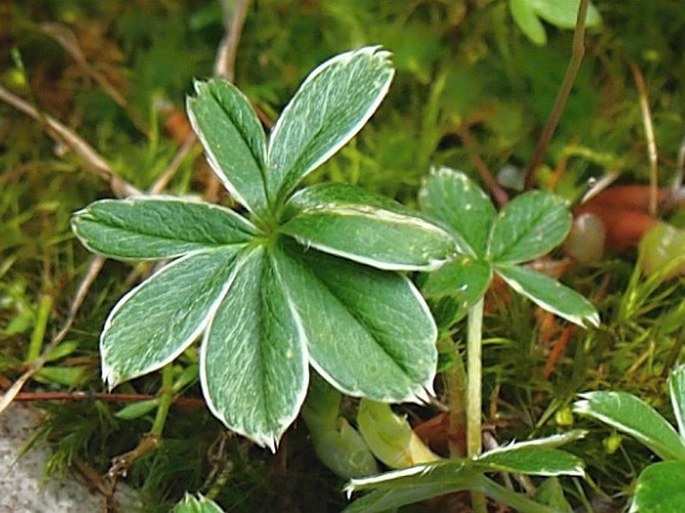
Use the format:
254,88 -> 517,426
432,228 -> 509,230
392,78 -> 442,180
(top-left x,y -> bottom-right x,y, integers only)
71,47 -> 456,449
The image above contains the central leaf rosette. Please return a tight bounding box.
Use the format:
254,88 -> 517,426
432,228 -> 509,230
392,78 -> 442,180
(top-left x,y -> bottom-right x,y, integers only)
71,47 -> 455,449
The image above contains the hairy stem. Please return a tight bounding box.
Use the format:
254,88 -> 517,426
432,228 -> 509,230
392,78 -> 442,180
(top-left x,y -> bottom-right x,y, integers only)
441,339 -> 467,458
466,297 -> 486,513
151,365 -> 175,438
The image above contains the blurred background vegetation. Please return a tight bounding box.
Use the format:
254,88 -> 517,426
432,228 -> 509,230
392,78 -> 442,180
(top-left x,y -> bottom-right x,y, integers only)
1,1 -> 684,511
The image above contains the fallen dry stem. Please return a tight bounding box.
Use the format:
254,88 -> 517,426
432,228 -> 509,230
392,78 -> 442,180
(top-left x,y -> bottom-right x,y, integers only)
0,85 -> 140,198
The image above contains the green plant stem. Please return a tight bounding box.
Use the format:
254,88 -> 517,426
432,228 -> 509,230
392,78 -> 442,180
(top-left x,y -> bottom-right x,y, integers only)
437,337 -> 467,458
27,294 -> 53,362
466,297 -> 486,513
524,0 -> 590,188
151,365 -> 174,437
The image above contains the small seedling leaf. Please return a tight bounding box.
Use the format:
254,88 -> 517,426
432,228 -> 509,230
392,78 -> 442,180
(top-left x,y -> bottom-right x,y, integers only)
35,366 -> 86,386
357,398 -> 440,469
418,167 -> 496,257
187,79 -> 269,213
629,461 -> 685,513
115,399 -> 159,420
302,375 -> 379,479
282,184 -> 453,271
268,47 -> 394,202
72,197 -> 255,260
174,493 -> 226,513
101,248 -> 241,387
273,240 -> 437,403
201,247 -> 309,451
489,190 -> 571,264
509,0 -> 547,46
496,264 -> 599,327
574,391 -> 685,461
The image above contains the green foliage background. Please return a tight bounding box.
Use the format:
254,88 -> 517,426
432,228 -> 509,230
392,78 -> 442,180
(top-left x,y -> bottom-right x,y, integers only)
1,1 -> 684,511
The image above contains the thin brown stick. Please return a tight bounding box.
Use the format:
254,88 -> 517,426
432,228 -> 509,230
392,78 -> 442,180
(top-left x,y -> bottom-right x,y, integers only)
149,132 -> 198,194
630,63 -> 658,217
0,85 -> 140,198
0,256 -> 106,415
10,391 -> 205,409
214,0 -> 252,81
39,22 -> 149,135
524,0 -> 590,189
457,123 -> 509,206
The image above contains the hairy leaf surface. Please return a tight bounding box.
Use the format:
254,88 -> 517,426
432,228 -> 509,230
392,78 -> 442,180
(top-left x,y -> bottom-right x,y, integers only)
273,240 -> 437,403
283,184 -> 453,270
496,264 -> 600,327
489,191 -> 571,264
421,256 -> 492,321
419,167 -> 496,256
72,197 -> 255,260
574,391 -> 685,461
101,248 -> 240,387
201,247 -> 309,450
268,47 -> 394,201
188,79 -> 269,213
475,447 -> 584,476
630,461 -> 685,513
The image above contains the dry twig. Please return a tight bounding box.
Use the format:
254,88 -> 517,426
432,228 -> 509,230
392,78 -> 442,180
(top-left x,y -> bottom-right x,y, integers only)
524,0 -> 591,189
630,62 -> 659,217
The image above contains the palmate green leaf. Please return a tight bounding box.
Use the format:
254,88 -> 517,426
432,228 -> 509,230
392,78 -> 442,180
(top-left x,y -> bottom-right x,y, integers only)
202,247 -> 308,451
629,461 -> 685,513
101,248 -> 241,387
574,391 -> 685,461
418,167 -> 496,257
273,239 -> 437,403
268,46 -> 394,202
496,264 -> 599,328
187,79 -> 269,213
282,184 -> 454,271
669,365 -> 685,438
72,197 -> 255,260
488,191 -> 571,264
